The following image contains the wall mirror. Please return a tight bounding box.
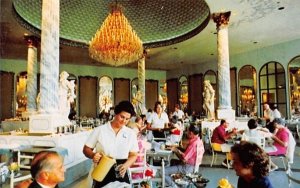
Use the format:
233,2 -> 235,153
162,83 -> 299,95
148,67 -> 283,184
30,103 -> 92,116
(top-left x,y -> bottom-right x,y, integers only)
288,56 -> 300,118
259,62 -> 286,118
179,75 -> 188,111
99,76 -> 113,114
16,71 -> 27,117
238,65 -> 257,117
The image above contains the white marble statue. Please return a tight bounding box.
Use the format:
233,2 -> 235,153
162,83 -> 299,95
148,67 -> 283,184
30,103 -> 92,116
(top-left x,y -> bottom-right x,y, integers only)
59,71 -> 76,119
203,80 -> 215,120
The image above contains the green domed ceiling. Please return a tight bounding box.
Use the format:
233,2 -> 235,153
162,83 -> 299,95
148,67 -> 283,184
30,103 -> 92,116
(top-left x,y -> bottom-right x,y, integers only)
12,0 -> 210,48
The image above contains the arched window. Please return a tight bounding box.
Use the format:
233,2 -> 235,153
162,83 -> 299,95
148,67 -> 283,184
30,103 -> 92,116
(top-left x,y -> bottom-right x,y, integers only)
259,62 -> 286,117
288,56 -> 300,119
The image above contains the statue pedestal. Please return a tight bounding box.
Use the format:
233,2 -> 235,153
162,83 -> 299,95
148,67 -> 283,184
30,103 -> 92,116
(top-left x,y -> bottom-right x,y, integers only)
217,108 -> 235,121
29,114 -> 70,133
22,111 -> 37,119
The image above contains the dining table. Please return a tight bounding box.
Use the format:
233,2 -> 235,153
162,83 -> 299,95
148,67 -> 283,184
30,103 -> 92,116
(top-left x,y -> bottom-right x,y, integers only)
172,173 -> 209,188
146,141 -> 173,166
220,138 -> 277,153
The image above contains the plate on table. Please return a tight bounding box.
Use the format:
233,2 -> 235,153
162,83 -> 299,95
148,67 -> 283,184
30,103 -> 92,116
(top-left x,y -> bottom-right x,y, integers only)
192,177 -> 210,183
175,179 -> 189,185
165,142 -> 179,147
157,150 -> 172,154
171,173 -> 182,180
186,173 -> 202,179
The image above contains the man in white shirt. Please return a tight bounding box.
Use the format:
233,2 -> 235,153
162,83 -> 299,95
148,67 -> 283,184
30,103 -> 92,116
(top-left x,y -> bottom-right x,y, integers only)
272,105 -> 281,121
263,104 -> 273,122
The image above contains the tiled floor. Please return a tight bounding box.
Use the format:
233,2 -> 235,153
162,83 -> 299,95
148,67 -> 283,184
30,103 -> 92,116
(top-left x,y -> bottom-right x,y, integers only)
64,141 -> 300,188
2,141 -> 300,188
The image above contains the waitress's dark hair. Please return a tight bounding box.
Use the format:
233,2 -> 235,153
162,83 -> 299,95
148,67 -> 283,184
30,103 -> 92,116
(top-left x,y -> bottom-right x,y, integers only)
114,100 -> 136,117
188,124 -> 200,135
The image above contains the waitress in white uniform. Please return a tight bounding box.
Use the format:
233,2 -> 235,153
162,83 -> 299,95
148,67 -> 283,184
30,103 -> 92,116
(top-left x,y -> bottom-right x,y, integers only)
146,101 -> 169,141
83,101 -> 139,187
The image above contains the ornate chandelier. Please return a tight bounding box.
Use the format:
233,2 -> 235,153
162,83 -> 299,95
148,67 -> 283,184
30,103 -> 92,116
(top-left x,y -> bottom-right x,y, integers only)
89,3 -> 143,66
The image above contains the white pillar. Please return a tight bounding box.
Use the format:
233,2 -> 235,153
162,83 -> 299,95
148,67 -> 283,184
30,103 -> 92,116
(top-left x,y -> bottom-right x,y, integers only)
137,54 -> 146,114
38,0 -> 60,114
212,12 -> 235,120
29,0 -> 62,133
24,35 -> 38,116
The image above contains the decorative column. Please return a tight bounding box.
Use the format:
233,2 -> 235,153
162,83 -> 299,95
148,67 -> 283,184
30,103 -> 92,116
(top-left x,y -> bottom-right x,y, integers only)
212,11 -> 235,120
137,52 -> 146,114
23,35 -> 39,118
38,0 -> 60,114
30,0 -> 62,133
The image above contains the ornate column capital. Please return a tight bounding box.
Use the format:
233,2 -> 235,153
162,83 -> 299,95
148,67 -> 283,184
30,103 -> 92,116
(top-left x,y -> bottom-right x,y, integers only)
212,11 -> 231,29
24,34 -> 39,47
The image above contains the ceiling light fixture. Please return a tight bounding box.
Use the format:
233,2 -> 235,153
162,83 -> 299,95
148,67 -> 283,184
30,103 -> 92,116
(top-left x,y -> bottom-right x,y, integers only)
89,3 -> 143,66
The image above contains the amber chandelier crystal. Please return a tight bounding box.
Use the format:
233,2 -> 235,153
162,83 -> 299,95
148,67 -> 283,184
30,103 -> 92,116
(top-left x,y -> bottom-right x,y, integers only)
89,3 -> 143,66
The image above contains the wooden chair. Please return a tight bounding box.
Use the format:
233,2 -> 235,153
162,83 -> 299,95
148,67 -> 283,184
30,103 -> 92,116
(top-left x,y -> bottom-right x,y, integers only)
247,136 -> 265,149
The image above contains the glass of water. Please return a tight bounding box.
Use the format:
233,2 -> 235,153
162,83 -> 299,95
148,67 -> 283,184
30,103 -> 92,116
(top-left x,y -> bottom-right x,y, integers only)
114,164 -> 122,178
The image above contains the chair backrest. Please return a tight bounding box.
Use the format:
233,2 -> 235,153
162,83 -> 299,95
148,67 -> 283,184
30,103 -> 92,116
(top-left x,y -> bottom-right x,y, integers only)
128,159 -> 165,188
206,128 -> 222,152
151,159 -> 165,188
128,144 -> 148,183
10,173 -> 32,188
17,150 -> 34,170
206,128 -> 213,145
247,136 -> 265,149
286,129 -> 296,164
296,124 -> 300,138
